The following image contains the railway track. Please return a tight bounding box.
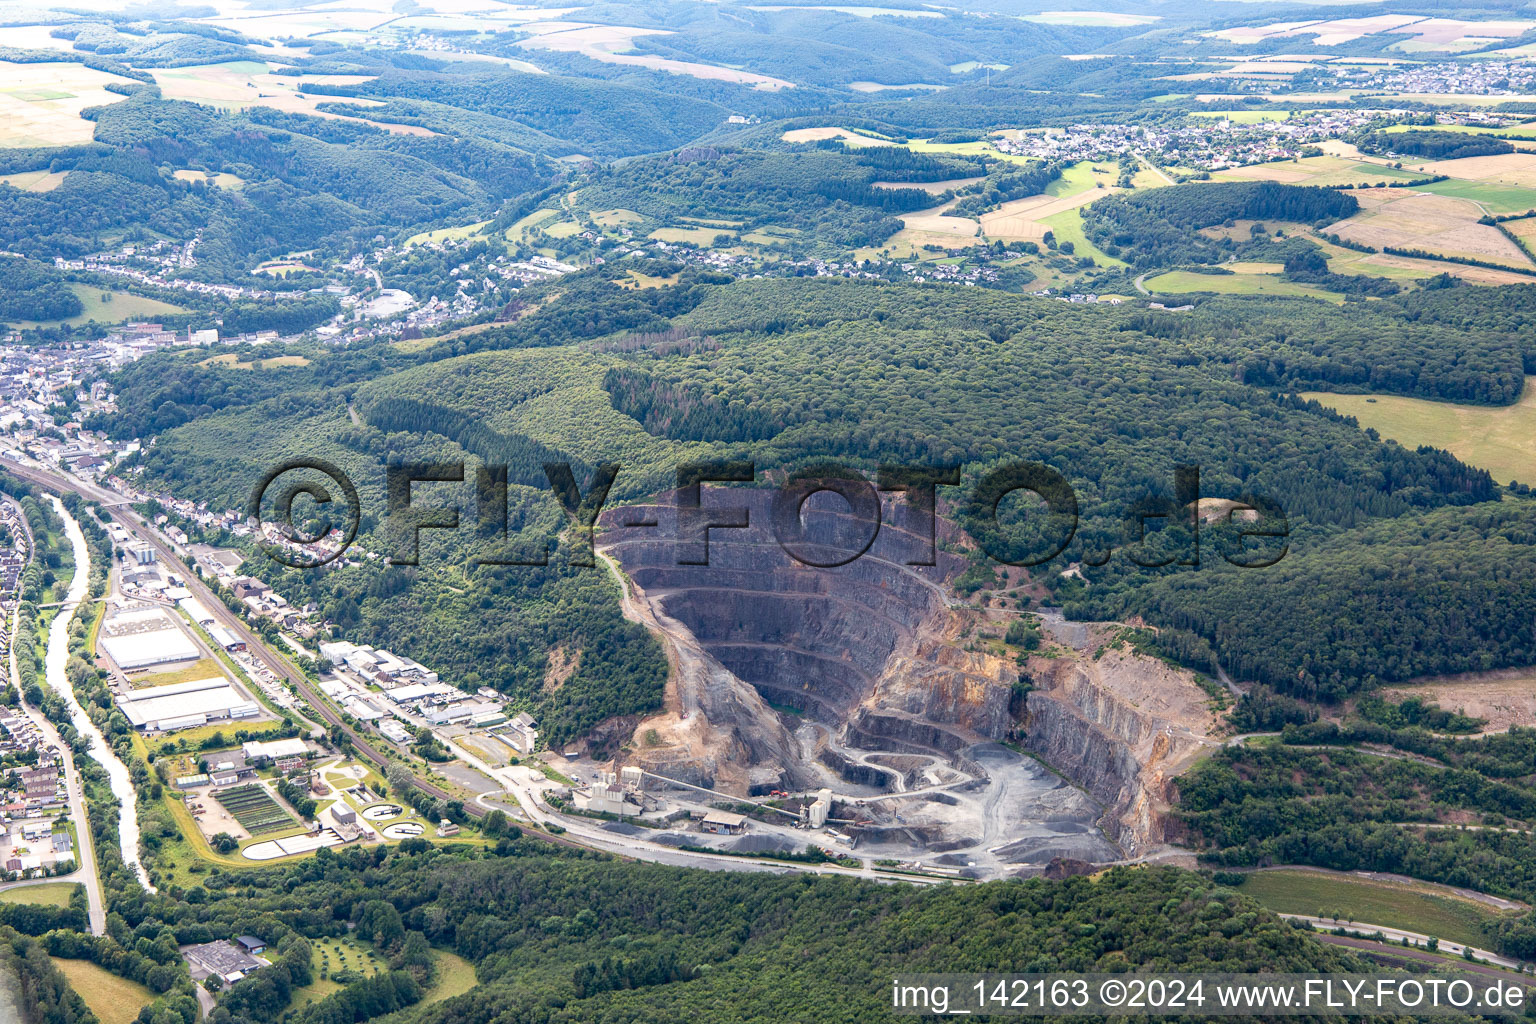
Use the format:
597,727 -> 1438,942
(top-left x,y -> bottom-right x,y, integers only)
0,460 -> 591,852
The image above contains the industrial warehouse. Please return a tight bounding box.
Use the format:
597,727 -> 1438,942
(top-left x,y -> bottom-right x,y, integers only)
115,677 -> 261,732
97,605 -> 201,669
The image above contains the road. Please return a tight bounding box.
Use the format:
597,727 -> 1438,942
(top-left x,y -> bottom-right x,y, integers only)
8,602 -> 106,934
1287,915 -> 1522,971
3,497 -> 107,933
6,459 -> 984,884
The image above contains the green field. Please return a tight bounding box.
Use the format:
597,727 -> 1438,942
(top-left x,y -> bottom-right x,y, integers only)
1190,110 -> 1293,123
289,939 -> 475,1009
50,959 -> 155,1024
406,220 -> 489,246
1041,208 -> 1126,269
1145,269 -> 1342,301
129,657 -> 226,689
649,225 -> 728,245
1238,870 -> 1500,948
0,882 -> 80,908
12,285 -> 187,328
1301,378 -> 1536,486
1409,178 -> 1536,216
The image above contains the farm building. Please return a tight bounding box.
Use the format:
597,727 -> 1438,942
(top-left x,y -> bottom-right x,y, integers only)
115,678 -> 259,731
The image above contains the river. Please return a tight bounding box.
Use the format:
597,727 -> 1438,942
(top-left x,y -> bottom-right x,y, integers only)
44,496 -> 153,893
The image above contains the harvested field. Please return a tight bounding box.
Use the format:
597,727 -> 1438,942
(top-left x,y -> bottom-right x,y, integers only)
1207,15 -> 1423,47
1389,17 -> 1536,49
1381,670 -> 1536,735
147,63 -> 431,135
782,126 -> 894,147
1214,155 -> 1422,187
517,22 -> 792,89
0,169 -> 68,192
1323,189 -> 1533,269
0,60 -> 134,147
1410,152 -> 1536,189
903,199 -> 980,239
980,187 -> 1111,240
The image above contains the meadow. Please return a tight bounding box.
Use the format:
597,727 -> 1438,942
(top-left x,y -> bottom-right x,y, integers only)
1238,869 -> 1500,949
1145,269 -> 1342,301
1301,378 -> 1536,486
50,958 -> 155,1024
0,882 -> 80,908
12,285 -> 186,328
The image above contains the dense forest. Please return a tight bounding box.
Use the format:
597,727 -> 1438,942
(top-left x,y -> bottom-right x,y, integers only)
0,254 -> 83,321
117,273 -> 1536,715
1080,182 -> 1359,269
94,838 -> 1367,1024
1358,129 -> 1513,161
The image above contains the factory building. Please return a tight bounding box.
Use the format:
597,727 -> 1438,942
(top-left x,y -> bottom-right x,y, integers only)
116,678 -> 259,731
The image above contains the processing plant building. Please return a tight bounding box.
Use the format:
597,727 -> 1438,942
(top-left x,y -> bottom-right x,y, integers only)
116,677 -> 260,732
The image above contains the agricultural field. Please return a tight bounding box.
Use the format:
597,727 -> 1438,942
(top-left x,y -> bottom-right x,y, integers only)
199,353 -> 312,370
1322,189 -> 1533,270
781,126 -> 893,147
1301,378 -> 1536,487
0,60 -> 135,147
649,226 -> 728,245
147,62 -> 422,134
1408,179 -> 1536,217
504,208 -> 560,243
591,208 -> 643,228
1144,269 -> 1343,302
214,784 -> 299,836
1238,869 -> 1501,949
50,959 -> 154,1024
1406,152 -> 1536,190
1041,207 -> 1126,269
1214,155 -> 1426,188
0,882 -> 80,908
0,169 -> 68,192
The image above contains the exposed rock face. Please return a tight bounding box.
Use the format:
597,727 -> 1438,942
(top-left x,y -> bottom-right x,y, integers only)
1022,646 -> 1217,855
599,490 -> 1004,792
598,489 -> 1217,869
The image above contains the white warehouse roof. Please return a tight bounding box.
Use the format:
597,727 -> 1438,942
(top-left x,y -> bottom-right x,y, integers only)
100,628 -> 201,670
117,677 -> 254,729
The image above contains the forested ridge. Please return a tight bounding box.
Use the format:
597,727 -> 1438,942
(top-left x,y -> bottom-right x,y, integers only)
116,272 -> 1536,721
88,838 -> 1366,1024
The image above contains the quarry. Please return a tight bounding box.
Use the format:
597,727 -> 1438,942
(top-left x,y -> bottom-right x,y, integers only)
597,490 -> 1219,879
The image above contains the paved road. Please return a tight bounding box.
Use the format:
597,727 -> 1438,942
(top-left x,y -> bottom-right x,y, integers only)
7,460 -> 982,884
6,524 -> 106,934
1284,915 -> 1521,970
